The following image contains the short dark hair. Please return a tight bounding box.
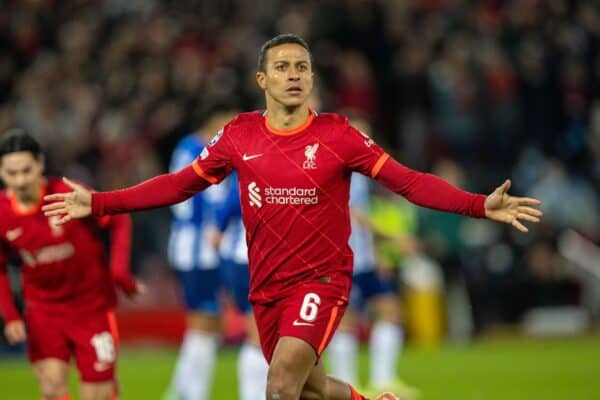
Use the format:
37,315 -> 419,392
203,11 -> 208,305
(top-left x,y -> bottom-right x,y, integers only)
0,128 -> 42,161
257,33 -> 312,72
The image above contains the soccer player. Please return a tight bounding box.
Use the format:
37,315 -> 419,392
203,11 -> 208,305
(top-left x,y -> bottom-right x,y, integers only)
43,34 -> 543,400
0,129 -> 141,400
215,171 -> 269,400
164,110 -> 267,400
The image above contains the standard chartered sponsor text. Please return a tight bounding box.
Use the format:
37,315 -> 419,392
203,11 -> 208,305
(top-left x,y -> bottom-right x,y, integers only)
264,186 -> 319,205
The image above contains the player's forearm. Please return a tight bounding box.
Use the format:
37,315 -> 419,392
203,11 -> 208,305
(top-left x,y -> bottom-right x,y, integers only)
92,165 -> 211,216
108,214 -> 136,294
375,157 -> 486,217
0,271 -> 21,322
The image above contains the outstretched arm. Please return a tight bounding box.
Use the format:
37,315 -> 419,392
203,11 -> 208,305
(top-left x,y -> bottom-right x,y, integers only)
375,157 -> 542,232
43,164 -> 211,224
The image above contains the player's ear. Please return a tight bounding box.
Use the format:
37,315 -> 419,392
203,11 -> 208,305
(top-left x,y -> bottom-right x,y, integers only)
256,71 -> 267,90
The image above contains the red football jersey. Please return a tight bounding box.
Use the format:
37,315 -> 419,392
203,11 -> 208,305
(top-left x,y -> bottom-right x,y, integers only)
193,111 -> 387,304
0,178 -> 118,318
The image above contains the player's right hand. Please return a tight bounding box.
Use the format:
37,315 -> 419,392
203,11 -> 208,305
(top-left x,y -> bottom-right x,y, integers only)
42,177 -> 93,224
4,320 -> 26,344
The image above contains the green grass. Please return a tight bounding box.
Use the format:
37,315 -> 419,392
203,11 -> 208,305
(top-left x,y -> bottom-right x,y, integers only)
0,336 -> 599,399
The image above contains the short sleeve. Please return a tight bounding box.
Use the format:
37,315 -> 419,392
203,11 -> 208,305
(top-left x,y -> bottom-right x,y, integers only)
192,125 -> 234,184
340,125 -> 390,178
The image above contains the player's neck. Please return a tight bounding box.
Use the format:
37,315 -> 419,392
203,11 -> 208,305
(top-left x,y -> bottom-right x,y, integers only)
11,179 -> 45,208
265,102 -> 311,132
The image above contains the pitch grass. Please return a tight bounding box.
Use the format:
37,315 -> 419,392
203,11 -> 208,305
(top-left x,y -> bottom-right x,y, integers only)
0,336 -> 599,399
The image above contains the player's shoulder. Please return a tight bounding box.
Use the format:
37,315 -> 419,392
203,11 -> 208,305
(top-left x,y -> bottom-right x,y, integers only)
313,112 -> 350,128
223,111 -> 264,132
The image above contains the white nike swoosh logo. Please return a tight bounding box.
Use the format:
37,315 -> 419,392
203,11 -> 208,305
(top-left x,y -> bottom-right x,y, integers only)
292,319 -> 314,327
6,227 -> 23,241
242,153 -> 263,161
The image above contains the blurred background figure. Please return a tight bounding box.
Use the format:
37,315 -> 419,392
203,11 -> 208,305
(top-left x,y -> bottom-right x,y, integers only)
0,129 -> 141,400
164,110 -> 234,400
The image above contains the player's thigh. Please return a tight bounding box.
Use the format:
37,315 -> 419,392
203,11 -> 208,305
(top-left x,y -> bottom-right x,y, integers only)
80,381 -> 115,400
278,281 -> 349,359
25,309 -> 71,365
253,280 -> 349,363
32,358 -> 70,396
299,360 -> 327,400
268,336 -> 318,397
175,267 -> 222,315
68,310 -> 119,383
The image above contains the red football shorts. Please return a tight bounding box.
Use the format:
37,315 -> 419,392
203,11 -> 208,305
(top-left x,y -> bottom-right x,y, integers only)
253,278 -> 349,363
25,308 -> 119,382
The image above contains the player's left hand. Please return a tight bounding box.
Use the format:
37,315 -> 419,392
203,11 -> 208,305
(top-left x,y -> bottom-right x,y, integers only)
42,177 -> 92,224
484,179 -> 542,233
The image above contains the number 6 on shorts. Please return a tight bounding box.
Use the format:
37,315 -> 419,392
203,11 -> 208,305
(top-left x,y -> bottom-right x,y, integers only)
299,292 -> 321,322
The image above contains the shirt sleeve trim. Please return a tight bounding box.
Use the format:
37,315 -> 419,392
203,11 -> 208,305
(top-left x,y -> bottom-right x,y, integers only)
370,153 -> 390,178
192,160 -> 219,184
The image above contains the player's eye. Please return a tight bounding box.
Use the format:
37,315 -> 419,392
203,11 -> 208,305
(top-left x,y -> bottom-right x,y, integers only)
275,64 -> 286,71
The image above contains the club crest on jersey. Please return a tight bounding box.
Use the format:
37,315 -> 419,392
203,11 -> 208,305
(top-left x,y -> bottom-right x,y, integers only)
208,128 -> 224,147
303,143 -> 319,169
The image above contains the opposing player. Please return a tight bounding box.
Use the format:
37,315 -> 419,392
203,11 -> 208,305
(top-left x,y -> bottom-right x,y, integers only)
0,130 -> 141,400
215,171 -> 269,400
43,34 -> 543,400
164,110 -> 267,400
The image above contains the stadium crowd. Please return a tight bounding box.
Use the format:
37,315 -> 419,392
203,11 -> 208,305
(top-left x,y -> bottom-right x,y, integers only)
0,0 -> 598,337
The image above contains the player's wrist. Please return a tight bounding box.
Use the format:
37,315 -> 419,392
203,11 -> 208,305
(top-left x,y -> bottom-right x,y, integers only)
91,192 -> 105,216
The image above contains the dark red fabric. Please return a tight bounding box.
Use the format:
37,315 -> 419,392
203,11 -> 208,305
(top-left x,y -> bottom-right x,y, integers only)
92,165 -> 210,216
375,157 -> 487,218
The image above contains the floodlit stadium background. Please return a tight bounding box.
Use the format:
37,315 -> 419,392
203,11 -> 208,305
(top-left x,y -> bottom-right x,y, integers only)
0,1 -> 598,399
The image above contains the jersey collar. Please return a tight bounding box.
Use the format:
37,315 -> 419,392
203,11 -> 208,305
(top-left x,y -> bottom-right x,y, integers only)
264,109 -> 316,136
8,180 -> 47,216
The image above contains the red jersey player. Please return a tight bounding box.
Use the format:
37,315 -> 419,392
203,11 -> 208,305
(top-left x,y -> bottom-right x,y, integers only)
44,34 -> 543,400
0,130 -> 141,400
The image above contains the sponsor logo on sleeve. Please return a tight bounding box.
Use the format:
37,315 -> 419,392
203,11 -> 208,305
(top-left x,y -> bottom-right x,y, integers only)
358,130 -> 374,147
208,127 -> 224,146
200,147 -> 209,160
